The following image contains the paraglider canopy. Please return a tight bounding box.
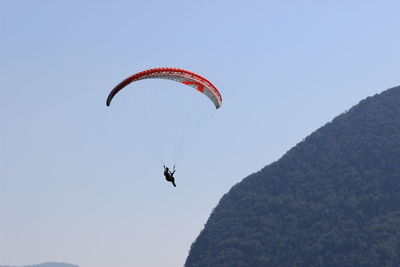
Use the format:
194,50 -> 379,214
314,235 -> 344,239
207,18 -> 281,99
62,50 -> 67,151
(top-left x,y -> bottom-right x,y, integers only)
106,67 -> 222,109
106,67 -> 222,168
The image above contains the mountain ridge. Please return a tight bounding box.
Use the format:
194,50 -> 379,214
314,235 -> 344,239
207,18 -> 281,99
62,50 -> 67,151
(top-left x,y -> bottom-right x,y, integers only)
0,262 -> 78,267
186,85 -> 400,266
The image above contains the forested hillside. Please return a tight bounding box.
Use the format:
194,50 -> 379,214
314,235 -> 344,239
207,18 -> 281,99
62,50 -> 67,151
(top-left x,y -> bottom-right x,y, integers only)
186,86 -> 400,267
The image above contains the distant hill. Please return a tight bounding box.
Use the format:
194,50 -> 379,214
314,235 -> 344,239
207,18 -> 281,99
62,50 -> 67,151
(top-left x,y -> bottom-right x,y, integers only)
186,86 -> 400,266
0,263 -> 78,267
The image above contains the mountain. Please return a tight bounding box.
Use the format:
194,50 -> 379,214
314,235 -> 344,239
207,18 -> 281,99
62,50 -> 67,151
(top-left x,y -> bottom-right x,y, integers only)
185,86 -> 400,267
0,263 -> 78,267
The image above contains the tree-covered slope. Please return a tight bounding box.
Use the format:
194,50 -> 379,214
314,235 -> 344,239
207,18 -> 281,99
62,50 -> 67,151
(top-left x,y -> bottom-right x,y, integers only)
185,86 -> 400,267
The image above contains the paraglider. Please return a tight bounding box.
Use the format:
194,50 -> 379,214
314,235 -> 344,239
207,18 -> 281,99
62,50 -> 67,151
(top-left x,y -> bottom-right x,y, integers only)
106,67 -> 222,109
163,165 -> 176,187
106,67 -> 222,187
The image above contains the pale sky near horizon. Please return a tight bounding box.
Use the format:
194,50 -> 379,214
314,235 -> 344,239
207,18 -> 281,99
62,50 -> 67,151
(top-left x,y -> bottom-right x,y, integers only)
1,1 -> 400,267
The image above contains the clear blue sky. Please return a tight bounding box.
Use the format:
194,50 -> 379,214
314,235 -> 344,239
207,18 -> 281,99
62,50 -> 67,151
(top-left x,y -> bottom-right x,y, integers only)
1,1 -> 399,266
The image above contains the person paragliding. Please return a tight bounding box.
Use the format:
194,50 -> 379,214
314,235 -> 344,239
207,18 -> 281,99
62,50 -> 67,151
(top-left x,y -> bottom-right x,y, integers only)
163,165 -> 176,187
106,68 -> 222,188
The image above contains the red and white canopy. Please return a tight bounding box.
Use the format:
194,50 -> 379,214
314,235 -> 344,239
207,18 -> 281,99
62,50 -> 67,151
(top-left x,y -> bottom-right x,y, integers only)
106,67 -> 222,109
